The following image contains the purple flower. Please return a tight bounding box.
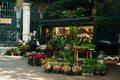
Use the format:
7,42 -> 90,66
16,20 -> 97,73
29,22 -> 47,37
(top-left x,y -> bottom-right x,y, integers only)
64,45 -> 70,50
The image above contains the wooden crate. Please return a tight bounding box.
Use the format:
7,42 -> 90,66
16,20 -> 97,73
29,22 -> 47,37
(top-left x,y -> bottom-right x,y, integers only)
103,60 -> 119,64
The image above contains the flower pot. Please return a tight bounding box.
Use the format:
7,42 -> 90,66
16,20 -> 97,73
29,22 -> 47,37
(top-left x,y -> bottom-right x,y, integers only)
81,72 -> 87,76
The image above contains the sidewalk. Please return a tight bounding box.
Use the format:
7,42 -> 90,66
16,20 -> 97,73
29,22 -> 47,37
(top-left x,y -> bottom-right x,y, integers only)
0,49 -> 120,80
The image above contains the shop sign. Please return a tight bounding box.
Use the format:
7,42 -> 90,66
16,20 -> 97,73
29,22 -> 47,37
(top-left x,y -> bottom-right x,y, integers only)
0,18 -> 12,24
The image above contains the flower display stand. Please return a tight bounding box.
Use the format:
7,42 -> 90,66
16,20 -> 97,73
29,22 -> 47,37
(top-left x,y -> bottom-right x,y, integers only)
73,48 -> 94,63
103,60 -> 119,64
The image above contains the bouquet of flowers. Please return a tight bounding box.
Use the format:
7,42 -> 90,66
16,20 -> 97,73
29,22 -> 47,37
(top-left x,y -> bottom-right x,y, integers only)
28,54 -> 47,66
71,66 -> 81,75
41,58 -> 52,65
42,63 -> 52,72
61,65 -> 71,74
52,65 -> 62,73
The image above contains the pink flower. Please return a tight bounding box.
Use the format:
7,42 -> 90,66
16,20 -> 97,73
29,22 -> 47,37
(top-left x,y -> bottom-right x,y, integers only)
80,33 -> 86,38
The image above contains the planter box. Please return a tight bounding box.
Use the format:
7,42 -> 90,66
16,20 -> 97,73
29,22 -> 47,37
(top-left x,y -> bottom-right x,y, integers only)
103,60 -> 119,64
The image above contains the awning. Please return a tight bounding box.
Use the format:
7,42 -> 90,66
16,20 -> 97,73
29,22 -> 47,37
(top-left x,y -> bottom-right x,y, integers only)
41,17 -> 93,26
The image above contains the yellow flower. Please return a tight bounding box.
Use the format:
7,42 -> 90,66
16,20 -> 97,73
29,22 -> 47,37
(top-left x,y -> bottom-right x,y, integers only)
41,58 -> 52,65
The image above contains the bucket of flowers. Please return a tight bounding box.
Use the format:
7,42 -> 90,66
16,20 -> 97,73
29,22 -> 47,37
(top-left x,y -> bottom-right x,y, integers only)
71,65 -> 81,76
61,65 -> 71,75
42,62 -> 52,73
52,64 -> 62,74
5,49 -> 13,56
28,53 -> 47,66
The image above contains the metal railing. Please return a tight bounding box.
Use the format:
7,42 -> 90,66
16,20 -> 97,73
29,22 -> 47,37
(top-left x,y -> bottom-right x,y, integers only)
0,2 -> 22,46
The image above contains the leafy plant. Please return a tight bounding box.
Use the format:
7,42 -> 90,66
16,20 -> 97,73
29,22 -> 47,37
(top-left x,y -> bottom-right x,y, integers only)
68,27 -> 80,45
4,48 -> 20,56
80,43 -> 96,49
55,37 -> 65,50
86,58 -> 98,65
81,65 -> 91,73
100,63 -> 107,71
62,50 -> 74,63
18,44 -> 30,51
94,63 -> 107,73
4,49 -> 13,55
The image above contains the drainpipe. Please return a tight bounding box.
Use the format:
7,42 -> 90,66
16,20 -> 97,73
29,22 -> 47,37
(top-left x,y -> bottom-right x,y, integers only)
22,3 -> 31,42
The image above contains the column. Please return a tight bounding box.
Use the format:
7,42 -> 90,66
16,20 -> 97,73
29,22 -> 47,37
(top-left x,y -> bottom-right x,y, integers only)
22,3 -> 31,42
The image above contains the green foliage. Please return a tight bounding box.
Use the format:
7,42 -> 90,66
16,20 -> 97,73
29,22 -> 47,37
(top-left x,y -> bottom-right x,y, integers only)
44,0 -> 92,19
28,59 -> 41,66
94,63 -> 107,72
81,60 -> 107,73
100,63 -> 107,71
56,37 -> 65,50
51,37 -> 74,63
4,48 -> 20,56
94,16 -> 118,32
86,58 -> 98,65
67,27 -> 80,45
80,43 -> 96,49
18,44 -> 30,51
95,0 -> 111,16
94,0 -> 120,32
81,65 -> 94,73
62,50 -> 74,63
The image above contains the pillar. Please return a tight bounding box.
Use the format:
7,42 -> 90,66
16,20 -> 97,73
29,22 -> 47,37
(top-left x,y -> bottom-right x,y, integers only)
22,3 -> 31,42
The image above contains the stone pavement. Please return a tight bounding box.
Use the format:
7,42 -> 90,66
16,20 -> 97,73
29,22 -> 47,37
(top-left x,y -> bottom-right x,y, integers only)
0,48 -> 120,80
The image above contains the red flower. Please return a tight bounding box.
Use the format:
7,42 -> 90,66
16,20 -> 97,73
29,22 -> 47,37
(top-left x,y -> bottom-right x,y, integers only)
28,56 -> 33,60
33,54 -> 47,61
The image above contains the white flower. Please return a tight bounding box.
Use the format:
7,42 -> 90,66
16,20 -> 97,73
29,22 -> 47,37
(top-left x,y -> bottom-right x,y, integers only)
72,66 -> 81,73
61,65 -> 71,72
53,65 -> 61,71
42,63 -> 51,70
40,45 -> 47,50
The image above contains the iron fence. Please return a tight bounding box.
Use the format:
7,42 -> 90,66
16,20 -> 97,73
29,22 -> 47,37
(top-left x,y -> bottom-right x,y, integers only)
0,2 -> 22,46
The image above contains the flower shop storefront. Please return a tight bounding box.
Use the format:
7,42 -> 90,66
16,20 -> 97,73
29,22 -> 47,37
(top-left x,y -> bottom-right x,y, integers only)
41,17 -> 94,44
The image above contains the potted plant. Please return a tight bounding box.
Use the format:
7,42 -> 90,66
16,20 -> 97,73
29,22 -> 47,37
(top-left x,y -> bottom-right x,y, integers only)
18,43 -> 30,55
52,64 -> 62,74
71,65 -> 81,76
4,49 -> 13,56
42,63 -> 52,73
81,65 -> 89,76
80,42 -> 96,49
100,63 -> 108,76
61,65 -> 71,75
81,64 -> 95,76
